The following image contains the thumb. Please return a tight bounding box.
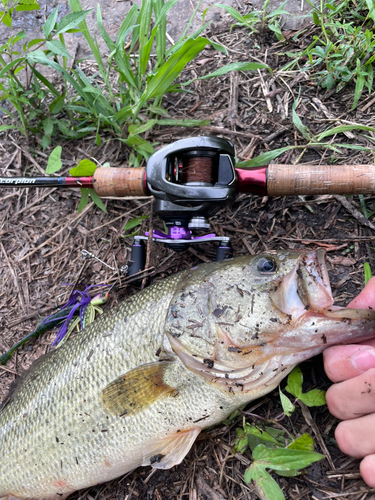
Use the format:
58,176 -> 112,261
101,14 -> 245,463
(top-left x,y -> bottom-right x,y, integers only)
347,276 -> 375,309
323,344 -> 375,382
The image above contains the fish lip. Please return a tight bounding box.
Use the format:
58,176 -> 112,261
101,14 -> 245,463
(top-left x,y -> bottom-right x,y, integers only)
270,249 -> 334,319
297,248 -> 333,312
314,248 -> 332,295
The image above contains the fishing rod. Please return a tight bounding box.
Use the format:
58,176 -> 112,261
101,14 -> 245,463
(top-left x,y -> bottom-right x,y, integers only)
1,136 -> 374,274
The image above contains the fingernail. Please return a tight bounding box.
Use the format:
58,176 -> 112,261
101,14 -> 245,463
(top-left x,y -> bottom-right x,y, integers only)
351,347 -> 375,372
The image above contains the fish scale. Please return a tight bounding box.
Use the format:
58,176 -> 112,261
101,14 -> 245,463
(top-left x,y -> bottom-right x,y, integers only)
2,251 -> 375,500
0,275 -> 182,497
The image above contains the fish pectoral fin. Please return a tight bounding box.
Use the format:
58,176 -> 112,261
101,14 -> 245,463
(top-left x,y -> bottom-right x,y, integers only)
100,361 -> 177,417
142,428 -> 201,469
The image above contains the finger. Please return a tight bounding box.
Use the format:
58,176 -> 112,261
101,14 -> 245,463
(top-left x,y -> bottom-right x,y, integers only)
326,367 -> 375,420
347,276 -> 375,309
360,455 -> 375,488
323,345 -> 375,382
335,414 -> 375,458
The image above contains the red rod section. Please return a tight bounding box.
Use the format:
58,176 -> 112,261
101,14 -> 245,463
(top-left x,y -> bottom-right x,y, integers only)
235,167 -> 267,196
64,177 -> 94,188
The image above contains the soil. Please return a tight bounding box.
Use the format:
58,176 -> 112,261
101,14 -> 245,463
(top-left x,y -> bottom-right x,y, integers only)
1,7 -> 375,500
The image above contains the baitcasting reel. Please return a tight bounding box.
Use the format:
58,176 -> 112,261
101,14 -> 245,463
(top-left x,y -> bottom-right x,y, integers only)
127,137 -> 237,276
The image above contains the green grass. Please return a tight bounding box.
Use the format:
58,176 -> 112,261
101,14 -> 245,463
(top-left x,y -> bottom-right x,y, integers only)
283,0 -> 375,109
0,0 -> 266,165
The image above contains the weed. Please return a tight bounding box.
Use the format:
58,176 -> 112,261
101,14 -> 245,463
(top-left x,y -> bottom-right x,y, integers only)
0,0 -> 266,164
0,0 -> 40,28
234,367 -> 326,500
205,1 -> 289,40
283,0 -> 375,108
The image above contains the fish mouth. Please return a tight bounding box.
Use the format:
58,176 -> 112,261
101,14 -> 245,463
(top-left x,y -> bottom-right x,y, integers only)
270,248 -> 334,320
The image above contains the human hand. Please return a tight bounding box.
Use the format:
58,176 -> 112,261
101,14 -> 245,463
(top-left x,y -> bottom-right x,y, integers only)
324,276 -> 375,487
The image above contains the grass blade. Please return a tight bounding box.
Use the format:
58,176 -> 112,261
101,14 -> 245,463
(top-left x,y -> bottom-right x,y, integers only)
183,61 -> 268,85
318,124 -> 375,140
96,4 -> 115,51
237,146 -> 294,168
139,37 -> 209,105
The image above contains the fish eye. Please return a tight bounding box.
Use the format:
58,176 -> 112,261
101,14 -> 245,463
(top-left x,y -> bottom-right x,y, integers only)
257,256 -> 278,273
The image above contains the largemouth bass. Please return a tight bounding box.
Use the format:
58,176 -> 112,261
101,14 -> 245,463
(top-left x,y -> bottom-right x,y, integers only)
2,249 -> 375,500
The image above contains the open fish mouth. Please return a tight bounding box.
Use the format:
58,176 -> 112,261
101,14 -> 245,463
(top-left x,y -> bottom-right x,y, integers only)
270,248 -> 334,320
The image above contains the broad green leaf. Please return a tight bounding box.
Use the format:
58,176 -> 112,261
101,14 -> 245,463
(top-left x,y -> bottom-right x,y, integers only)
42,134 -> 51,150
15,4 -> 39,10
55,10 -> 91,35
124,215 -> 149,232
12,30 -> 26,44
253,444 -> 324,471
43,5 -> 59,37
46,146 -> 62,174
244,425 -> 280,445
285,366 -> 303,399
299,389 -> 326,407
46,40 -> 72,58
18,0 -> 39,5
43,117 -> 53,136
264,427 -> 286,441
88,188 -> 107,213
287,433 -> 314,452
318,124 -> 375,141
233,433 -> 248,454
26,37 -> 44,49
313,11 -> 320,24
49,94 -> 65,114
365,262 -> 373,285
236,146 -> 294,168
1,11 -> 12,27
244,464 -> 285,500
69,159 -> 97,177
279,387 -> 295,417
78,187 -> 90,212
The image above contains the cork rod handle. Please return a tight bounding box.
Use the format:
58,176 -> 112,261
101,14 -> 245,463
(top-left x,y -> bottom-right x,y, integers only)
267,164 -> 375,196
93,167 -> 147,197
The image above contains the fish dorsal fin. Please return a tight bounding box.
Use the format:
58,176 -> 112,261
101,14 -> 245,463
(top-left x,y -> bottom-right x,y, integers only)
142,428 -> 201,469
100,361 -> 176,417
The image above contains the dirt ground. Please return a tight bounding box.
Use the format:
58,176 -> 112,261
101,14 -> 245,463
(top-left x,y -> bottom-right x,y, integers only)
1,8 -> 375,500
